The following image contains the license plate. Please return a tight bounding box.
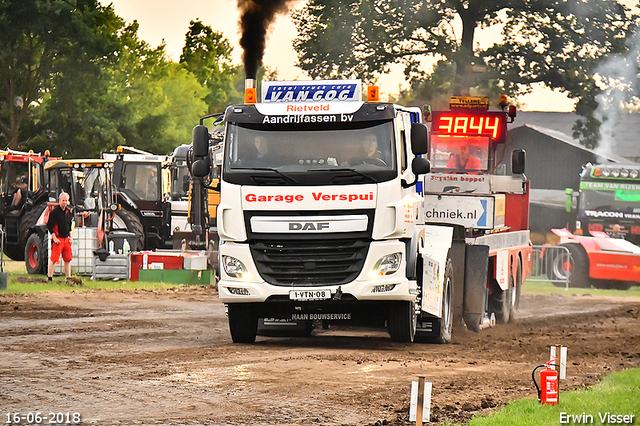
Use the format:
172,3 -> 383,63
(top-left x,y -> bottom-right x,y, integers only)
289,289 -> 332,301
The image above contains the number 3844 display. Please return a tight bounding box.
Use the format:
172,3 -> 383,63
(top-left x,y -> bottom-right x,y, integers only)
5,412 -> 81,425
431,111 -> 507,142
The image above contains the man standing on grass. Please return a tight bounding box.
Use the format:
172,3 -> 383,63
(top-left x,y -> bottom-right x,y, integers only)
47,192 -> 74,282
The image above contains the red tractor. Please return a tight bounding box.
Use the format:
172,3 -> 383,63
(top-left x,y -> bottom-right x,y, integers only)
0,150 -> 54,261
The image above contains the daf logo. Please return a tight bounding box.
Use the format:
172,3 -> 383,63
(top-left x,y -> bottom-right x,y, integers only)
289,222 -> 330,231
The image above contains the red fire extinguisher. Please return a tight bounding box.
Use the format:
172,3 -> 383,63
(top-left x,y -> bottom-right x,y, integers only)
532,359 -> 558,405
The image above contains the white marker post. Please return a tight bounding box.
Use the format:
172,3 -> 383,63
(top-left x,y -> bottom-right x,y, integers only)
550,345 -> 567,380
410,376 -> 432,425
550,345 -> 568,402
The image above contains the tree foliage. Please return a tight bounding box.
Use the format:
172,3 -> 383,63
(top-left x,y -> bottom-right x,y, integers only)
293,0 -> 640,147
0,0 -> 120,149
180,20 -> 244,113
25,19 -> 209,157
1,2 -> 247,157
102,23 -> 208,155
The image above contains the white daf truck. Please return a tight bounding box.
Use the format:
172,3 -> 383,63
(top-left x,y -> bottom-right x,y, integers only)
190,80 -> 531,343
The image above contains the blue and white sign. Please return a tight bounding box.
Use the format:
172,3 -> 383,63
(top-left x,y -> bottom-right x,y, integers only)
261,80 -> 362,103
423,194 -> 505,229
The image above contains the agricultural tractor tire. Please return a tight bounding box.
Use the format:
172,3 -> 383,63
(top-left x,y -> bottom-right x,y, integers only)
25,234 -> 48,275
3,243 -> 23,261
112,209 -> 144,250
6,202 -> 48,261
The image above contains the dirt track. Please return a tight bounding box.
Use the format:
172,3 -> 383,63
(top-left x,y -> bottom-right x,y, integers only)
0,286 -> 639,425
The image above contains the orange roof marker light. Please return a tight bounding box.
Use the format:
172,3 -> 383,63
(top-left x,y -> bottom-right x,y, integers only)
245,87 -> 257,104
245,78 -> 257,104
367,85 -> 380,102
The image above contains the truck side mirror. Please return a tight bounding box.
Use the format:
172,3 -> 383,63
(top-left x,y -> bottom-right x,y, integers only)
191,159 -> 210,178
565,188 -> 574,213
410,123 -> 428,155
511,149 -> 525,174
412,157 -> 431,175
403,157 -> 431,188
192,125 -> 210,158
191,125 -> 211,177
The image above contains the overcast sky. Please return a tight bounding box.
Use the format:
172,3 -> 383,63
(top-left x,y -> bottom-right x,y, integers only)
101,0 -> 596,111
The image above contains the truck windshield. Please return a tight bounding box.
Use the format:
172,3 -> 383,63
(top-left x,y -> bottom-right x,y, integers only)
71,167 -> 109,211
429,134 -> 490,173
223,122 -> 397,186
579,188 -> 640,216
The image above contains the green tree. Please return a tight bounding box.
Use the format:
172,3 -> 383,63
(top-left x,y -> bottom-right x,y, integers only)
26,20 -> 208,157
180,20 -> 244,113
0,0 -> 121,150
105,22 -> 208,155
293,0 -> 639,147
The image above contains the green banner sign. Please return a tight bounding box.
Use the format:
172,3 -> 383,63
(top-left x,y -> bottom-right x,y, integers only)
580,181 -> 640,191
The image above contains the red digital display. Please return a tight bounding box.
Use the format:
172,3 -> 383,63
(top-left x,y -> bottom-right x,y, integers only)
432,111 -> 507,141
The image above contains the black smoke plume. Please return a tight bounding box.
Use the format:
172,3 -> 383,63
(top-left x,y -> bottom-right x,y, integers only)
238,0 -> 293,79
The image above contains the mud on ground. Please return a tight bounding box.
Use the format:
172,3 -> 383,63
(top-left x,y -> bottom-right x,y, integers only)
0,287 -> 639,425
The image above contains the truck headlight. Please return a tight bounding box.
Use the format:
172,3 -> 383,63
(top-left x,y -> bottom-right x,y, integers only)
371,252 -> 402,277
222,255 -> 249,279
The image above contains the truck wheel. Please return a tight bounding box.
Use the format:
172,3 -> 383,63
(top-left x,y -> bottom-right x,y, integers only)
559,243 -> 591,288
509,259 -> 522,323
112,209 -> 145,250
25,234 -> 47,275
388,301 -> 417,342
488,276 -> 512,324
416,259 -> 453,344
607,281 -> 632,290
227,303 -> 258,343
593,280 -> 632,291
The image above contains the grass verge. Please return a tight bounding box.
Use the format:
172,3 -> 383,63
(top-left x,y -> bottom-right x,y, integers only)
523,279 -> 640,298
448,280 -> 640,425
456,368 -> 640,426
0,260 -> 189,293
1,276 -> 178,293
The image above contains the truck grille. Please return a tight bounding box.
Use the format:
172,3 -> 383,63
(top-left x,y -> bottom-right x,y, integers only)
250,239 -> 369,286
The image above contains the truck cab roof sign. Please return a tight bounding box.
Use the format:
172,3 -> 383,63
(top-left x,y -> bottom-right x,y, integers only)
261,80 -> 362,103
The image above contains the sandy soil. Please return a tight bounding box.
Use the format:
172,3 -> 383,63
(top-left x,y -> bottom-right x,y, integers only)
0,286 -> 639,425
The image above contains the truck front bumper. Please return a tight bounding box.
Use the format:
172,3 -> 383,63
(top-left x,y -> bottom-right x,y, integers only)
218,240 -> 416,304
